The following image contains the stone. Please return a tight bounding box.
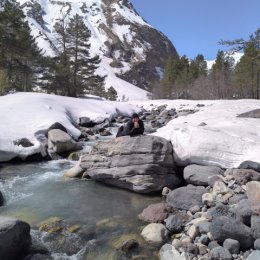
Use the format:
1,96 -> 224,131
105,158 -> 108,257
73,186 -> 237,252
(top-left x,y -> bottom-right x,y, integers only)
245,250 -> 260,260
13,138 -> 34,147
223,238 -> 240,254
239,161 -> 260,173
208,241 -> 220,250
230,199 -> 251,225
209,246 -> 232,260
0,216 -> 31,260
208,175 -> 225,187
251,215 -> 260,239
197,221 -> 211,234
237,109 -> 260,118
79,117 -> 95,127
212,181 -> 228,195
47,122 -> 67,133
117,239 -> 139,252
207,203 -> 232,219
159,244 -> 182,260
162,187 -> 171,196
166,185 -> 207,210
64,157 -> 84,178
198,234 -> 209,245
141,223 -> 169,246
181,242 -> 198,255
229,193 -> 247,205
77,135 -> 182,193
209,216 -> 254,249
254,239 -> 260,250
48,129 -> 83,156
189,205 -> 201,214
138,202 -> 175,223
187,225 -> 199,240
198,244 -> 208,255
233,169 -> 260,185
247,181 -> 260,215
23,254 -> 53,260
184,165 -> 224,186
0,191 -> 4,206
165,214 -> 183,233
202,193 -> 215,207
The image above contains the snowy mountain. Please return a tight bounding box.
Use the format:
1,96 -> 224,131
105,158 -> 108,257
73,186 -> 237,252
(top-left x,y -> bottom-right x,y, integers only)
17,0 -> 177,100
206,52 -> 243,70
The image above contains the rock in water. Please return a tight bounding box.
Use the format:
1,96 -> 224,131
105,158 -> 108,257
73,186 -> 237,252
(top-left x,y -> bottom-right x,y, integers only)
0,216 -> 31,259
76,136 -> 181,193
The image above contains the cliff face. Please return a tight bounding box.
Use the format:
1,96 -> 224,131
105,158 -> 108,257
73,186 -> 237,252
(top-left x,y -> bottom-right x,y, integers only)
18,0 -> 178,96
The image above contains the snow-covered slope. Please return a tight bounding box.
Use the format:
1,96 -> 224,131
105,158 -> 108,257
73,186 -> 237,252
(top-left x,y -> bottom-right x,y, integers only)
130,99 -> 260,168
206,52 -> 243,70
17,0 -> 177,100
0,92 -> 139,162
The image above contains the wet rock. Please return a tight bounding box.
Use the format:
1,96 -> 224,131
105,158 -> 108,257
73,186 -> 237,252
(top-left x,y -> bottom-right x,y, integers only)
184,164 -> 224,186
223,238 -> 240,254
79,135 -> 181,193
38,217 -> 64,234
138,202 -> 175,223
23,254 -> 53,260
141,223 -> 169,246
166,185 -> 207,210
0,216 -> 31,260
117,239 -> 139,252
209,216 -> 254,249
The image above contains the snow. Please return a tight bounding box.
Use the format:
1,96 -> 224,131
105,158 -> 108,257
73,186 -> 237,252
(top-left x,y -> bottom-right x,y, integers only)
0,92 -> 140,162
207,52 -> 244,70
129,99 -> 260,168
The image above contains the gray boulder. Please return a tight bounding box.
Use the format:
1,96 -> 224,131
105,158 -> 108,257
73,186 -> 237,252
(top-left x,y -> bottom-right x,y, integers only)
247,181 -> 260,215
237,109 -> 260,118
209,246 -> 232,260
0,216 -> 31,260
166,185 -> 207,210
209,216 -> 254,249
223,238 -> 240,254
159,244 -> 182,260
78,136 -> 181,193
245,251 -> 260,260
232,169 -> 260,185
165,215 -> 183,233
230,199 -> 251,225
251,215 -> 260,239
48,129 -> 83,157
184,164 -> 224,186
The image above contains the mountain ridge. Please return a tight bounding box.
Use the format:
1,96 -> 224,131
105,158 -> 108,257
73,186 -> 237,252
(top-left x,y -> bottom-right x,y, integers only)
18,0 -> 178,100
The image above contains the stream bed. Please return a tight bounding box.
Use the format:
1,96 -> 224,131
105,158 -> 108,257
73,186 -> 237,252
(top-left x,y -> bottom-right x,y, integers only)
0,155 -> 161,259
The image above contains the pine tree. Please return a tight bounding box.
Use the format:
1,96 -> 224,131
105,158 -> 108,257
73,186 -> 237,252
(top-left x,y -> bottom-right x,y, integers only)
106,86 -> 118,101
0,0 -> 41,94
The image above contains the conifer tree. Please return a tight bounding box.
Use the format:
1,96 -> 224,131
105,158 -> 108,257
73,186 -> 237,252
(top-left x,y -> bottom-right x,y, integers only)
106,86 -> 118,100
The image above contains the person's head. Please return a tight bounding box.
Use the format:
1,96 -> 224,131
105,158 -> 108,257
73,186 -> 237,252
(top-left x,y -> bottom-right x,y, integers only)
131,113 -> 139,123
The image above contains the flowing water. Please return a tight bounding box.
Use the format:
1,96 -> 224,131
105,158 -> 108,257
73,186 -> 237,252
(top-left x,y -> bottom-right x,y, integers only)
0,128 -> 162,260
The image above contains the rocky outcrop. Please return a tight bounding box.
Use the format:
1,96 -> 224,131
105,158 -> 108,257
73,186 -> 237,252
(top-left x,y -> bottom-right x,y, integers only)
0,216 -> 31,260
67,135 -> 181,193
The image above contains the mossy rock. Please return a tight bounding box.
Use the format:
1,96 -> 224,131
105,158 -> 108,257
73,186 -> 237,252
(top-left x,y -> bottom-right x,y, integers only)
111,233 -> 144,249
96,218 -> 118,229
38,217 -> 64,234
68,152 -> 82,161
68,224 -> 81,233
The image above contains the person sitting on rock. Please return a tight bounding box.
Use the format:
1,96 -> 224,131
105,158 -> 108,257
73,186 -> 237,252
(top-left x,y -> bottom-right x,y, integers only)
116,113 -> 144,137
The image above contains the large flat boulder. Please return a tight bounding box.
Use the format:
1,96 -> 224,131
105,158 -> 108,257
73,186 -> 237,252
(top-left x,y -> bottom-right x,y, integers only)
77,136 -> 181,193
0,216 -> 31,259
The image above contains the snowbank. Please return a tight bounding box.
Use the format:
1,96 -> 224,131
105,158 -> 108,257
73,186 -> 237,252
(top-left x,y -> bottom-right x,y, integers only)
0,92 -> 139,162
130,99 -> 260,168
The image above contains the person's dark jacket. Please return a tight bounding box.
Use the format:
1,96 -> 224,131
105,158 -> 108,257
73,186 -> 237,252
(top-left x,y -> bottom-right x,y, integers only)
124,119 -> 144,136
116,119 -> 144,137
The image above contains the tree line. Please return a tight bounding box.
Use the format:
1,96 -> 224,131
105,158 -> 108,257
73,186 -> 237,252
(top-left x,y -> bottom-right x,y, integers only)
0,0 -> 118,100
154,28 -> 260,100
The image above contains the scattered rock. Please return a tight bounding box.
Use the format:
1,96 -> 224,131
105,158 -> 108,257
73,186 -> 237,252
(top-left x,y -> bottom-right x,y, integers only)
223,238 -> 240,254
184,164 -> 224,186
166,185 -> 207,210
141,223 -> 169,246
251,215 -> 260,239
245,250 -> 260,260
246,181 -> 260,215
159,244 -> 182,260
209,246 -> 232,260
233,169 -> 260,185
212,181 -> 228,195
13,138 -> 34,147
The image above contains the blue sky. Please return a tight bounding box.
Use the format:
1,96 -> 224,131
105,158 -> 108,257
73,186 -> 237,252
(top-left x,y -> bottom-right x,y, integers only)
130,0 -> 260,60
